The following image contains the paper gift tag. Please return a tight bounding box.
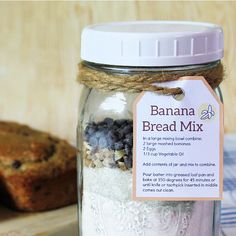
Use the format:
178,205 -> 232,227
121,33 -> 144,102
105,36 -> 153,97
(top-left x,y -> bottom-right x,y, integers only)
133,76 -> 223,200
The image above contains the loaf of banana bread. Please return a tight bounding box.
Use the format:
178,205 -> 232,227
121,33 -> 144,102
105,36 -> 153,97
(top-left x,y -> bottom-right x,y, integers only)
0,121 -> 77,211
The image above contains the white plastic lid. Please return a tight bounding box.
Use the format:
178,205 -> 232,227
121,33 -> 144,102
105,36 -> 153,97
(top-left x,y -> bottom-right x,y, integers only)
81,21 -> 224,67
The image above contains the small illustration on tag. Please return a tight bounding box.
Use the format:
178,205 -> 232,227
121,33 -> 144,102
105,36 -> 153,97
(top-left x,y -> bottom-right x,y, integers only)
199,104 -> 216,121
201,105 -> 215,120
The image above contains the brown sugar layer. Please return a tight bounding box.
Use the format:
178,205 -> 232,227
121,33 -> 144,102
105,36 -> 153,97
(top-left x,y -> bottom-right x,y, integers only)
0,121 -> 77,211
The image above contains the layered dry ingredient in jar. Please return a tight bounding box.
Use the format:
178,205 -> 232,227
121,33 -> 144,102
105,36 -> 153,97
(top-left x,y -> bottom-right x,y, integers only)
78,21 -> 224,236
83,118 -> 133,170
82,118 -> 216,236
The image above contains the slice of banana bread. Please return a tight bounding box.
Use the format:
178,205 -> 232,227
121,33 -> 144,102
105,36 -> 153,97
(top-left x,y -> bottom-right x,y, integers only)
0,121 -> 77,212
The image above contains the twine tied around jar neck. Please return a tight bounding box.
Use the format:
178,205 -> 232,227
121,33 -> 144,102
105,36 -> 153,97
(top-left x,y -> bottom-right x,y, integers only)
77,62 -> 224,95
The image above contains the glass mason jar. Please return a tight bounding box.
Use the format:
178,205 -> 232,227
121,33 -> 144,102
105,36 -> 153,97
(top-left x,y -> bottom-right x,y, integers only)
77,21 -> 224,236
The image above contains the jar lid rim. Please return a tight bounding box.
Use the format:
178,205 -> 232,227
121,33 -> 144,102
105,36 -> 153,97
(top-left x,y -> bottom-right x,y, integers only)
81,21 -> 224,67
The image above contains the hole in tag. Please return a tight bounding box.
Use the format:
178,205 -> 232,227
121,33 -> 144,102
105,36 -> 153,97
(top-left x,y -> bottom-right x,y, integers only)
173,88 -> 185,101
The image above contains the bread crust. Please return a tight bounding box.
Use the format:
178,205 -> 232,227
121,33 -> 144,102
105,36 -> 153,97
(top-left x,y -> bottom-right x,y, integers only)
0,121 -> 77,212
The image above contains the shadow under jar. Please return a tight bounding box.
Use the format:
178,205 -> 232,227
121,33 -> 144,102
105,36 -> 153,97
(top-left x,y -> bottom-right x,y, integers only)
77,21 -> 224,236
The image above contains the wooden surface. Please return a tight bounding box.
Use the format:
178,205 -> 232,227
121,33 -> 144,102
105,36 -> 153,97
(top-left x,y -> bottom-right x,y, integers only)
0,204 -> 77,236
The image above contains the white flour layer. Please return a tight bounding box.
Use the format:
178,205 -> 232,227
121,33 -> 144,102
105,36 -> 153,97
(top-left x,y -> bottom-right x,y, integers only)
82,167 -> 215,236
